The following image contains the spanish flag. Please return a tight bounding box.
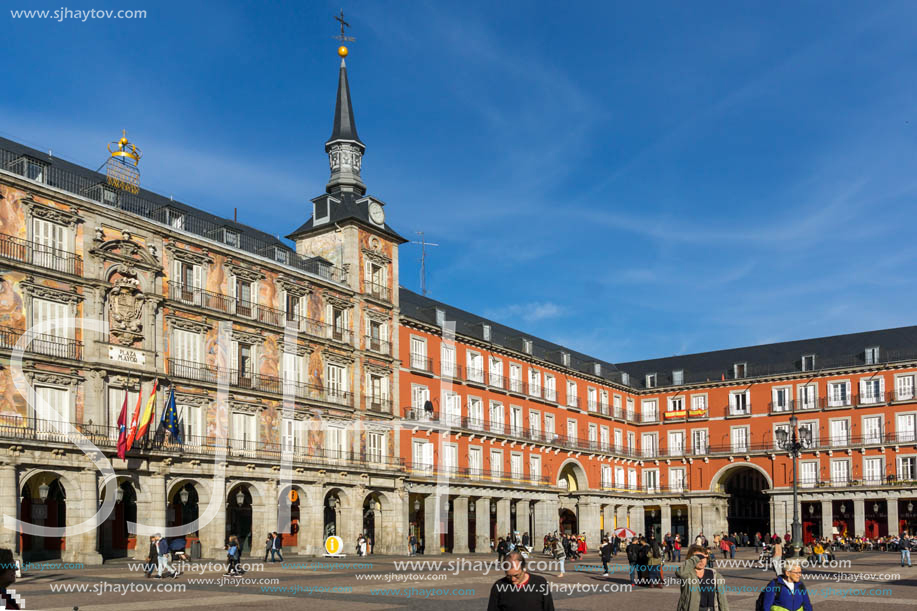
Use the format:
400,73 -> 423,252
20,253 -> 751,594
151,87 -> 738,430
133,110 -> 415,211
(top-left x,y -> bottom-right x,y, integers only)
135,379 -> 158,441
124,388 -> 144,452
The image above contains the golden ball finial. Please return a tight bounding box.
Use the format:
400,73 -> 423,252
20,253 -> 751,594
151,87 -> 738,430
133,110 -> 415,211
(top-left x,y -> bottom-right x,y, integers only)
338,45 -> 348,58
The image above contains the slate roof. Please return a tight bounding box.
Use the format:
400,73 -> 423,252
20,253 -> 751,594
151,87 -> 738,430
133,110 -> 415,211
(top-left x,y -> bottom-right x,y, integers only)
285,191 -> 407,243
328,58 -> 362,145
399,287 -> 917,389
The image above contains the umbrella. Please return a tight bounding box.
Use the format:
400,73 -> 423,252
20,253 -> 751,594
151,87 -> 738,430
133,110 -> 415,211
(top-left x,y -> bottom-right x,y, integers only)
614,527 -> 636,539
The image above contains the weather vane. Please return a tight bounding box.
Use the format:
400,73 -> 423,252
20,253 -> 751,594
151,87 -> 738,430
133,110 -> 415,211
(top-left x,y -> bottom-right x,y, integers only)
334,9 -> 355,43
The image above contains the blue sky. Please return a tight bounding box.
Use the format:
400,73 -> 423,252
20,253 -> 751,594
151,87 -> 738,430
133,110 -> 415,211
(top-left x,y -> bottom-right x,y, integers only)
4,1 -> 916,363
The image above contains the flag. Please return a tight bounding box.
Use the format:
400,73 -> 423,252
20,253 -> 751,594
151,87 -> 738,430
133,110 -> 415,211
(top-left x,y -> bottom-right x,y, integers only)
125,387 -> 144,452
136,379 -> 158,440
116,392 -> 128,459
159,388 -> 183,445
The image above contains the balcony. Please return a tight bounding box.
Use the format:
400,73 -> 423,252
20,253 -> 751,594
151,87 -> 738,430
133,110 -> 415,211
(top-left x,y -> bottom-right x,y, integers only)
168,358 -> 353,407
365,281 -> 391,303
769,400 -> 794,415
528,383 -> 542,398
488,371 -> 507,390
365,395 -> 391,413
566,396 -> 581,410
0,416 -> 401,470
404,462 -> 551,486
508,378 -> 525,395
0,325 -> 82,360
894,389 -> 916,402
641,411 -> 659,424
365,335 -> 391,356
465,366 -> 485,385
544,387 -> 557,402
856,392 -> 886,407
825,394 -> 853,409
440,362 -> 461,380
586,399 -> 598,412
408,353 -> 433,374
0,233 -> 83,276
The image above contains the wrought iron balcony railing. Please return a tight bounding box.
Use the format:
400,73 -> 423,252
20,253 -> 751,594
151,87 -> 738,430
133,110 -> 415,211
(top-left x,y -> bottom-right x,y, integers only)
0,232 -> 83,276
365,281 -> 391,303
404,462 -> 551,486
408,353 -> 433,373
365,335 -> 391,356
0,324 -> 82,360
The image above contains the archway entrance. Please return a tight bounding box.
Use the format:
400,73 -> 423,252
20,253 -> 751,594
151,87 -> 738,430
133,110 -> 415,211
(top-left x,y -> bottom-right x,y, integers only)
20,475 -> 66,563
362,494 -> 382,553
324,491 -> 342,539
559,508 -> 577,535
100,480 -> 137,559
226,485 -> 253,553
722,467 -> 770,537
278,487 -> 300,548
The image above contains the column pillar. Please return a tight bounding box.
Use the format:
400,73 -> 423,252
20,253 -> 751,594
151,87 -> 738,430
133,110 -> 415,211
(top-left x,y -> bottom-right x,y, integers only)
515,501 -> 531,544
577,499 -> 601,544
534,498 -> 558,541
423,494 -> 441,555
617,505 -> 629,534
853,498 -> 865,537
372,509 -> 382,554
63,469 -> 103,565
660,504 -> 672,538
630,505 -> 645,536
200,478 -> 227,559
474,498 -> 491,553
888,497 -> 899,536
820,499 -> 833,540
339,488 -> 362,553
0,463 -> 18,552
298,484 -> 324,556
496,498 -> 511,540
453,496 -> 470,554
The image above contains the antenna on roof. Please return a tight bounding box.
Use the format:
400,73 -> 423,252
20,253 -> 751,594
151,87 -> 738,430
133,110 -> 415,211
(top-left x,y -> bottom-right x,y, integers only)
409,231 -> 439,297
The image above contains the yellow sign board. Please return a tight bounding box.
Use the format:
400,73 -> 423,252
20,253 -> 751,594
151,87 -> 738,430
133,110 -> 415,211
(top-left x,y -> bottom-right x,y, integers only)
324,536 -> 344,556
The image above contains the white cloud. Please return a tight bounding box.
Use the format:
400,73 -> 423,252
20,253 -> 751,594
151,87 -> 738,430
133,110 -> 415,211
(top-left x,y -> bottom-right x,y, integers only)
485,302 -> 567,324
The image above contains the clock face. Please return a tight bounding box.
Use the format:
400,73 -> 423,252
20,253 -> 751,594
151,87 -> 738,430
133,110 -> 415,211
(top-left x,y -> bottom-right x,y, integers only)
369,201 -> 385,224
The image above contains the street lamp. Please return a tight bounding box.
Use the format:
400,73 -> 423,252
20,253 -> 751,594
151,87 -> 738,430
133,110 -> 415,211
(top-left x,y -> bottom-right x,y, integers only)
235,489 -> 245,507
775,415 -> 812,548
179,487 -> 190,505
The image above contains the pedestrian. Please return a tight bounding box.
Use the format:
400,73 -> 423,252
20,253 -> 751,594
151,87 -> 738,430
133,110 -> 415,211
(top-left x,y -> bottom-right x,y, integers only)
263,532 -> 274,562
665,532 -> 674,562
676,545 -> 729,611
497,537 -> 508,564
0,548 -> 20,610
157,534 -> 178,578
486,550 -> 555,611
271,531 -> 284,562
600,537 -> 613,577
552,538 -> 566,577
771,539 -> 784,577
145,535 -> 158,578
225,535 -> 241,576
673,534 -> 682,562
901,532 -> 912,567
410,533 -> 418,556
647,536 -> 663,588
522,531 -> 530,548
636,536 -> 650,585
761,558 -> 813,611
359,534 -> 367,557
626,536 -> 641,586
611,534 -> 620,557
543,534 -> 550,554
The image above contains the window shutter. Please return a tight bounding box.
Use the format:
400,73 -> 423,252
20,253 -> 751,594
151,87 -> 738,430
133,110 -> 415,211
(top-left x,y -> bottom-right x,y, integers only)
879,377 -> 886,400
231,340 -> 239,372
193,264 -> 202,289
845,381 -> 851,401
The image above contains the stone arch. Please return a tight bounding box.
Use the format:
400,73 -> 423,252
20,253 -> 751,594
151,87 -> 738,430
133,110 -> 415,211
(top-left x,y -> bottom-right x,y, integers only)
556,458 -> 589,492
709,461 -> 774,492
19,470 -> 73,562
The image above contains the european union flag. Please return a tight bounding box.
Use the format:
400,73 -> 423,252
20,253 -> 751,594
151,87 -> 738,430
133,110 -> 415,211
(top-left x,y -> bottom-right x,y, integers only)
160,388 -> 183,445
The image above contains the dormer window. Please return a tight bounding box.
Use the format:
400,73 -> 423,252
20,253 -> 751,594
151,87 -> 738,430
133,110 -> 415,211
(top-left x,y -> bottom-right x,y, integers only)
10,155 -> 47,183
801,354 -> 815,372
561,352 -> 570,367
865,346 -> 880,365
482,324 -> 491,342
672,370 -> 684,386
523,339 -> 533,354
734,362 -> 747,379
273,247 -> 290,265
435,308 -> 445,326
621,372 -> 630,386
221,228 -> 240,248
593,363 -> 602,376
645,373 -> 657,388
165,208 -> 185,230
313,198 -> 330,225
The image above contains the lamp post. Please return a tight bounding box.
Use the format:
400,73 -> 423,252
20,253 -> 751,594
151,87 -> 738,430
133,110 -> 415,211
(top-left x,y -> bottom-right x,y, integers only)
776,415 -> 812,547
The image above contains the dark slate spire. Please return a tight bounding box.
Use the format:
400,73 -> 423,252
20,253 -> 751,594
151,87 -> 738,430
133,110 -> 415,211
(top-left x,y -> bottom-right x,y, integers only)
325,57 -> 366,195
328,58 -> 363,145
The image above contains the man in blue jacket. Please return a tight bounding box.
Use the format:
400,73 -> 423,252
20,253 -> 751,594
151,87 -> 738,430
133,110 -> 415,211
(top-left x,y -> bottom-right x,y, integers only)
762,559 -> 813,611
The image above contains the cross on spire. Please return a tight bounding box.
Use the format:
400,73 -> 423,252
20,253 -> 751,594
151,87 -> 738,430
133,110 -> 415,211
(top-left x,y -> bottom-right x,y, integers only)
334,9 -> 355,42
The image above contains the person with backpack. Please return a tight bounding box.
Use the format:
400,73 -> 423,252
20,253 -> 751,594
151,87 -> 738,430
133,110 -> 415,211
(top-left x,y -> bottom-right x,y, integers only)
156,534 -> 178,578
900,532 -> 912,567
224,535 -> 241,576
626,536 -> 642,586
647,536 -> 663,587
673,534 -> 683,562
600,537 -> 613,577
760,558 -> 813,611
676,544 -> 729,611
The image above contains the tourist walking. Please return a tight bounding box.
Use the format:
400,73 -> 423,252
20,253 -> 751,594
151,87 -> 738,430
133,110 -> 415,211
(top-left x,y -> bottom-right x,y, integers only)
225,535 -> 242,576
271,531 -> 284,562
626,536 -> 641,586
771,539 -> 784,577
497,537 -> 509,564
675,544 -> 729,611
144,535 -> 158,578
901,532 -> 912,567
760,558 -> 813,611
600,537 -> 613,577
487,550 -> 555,611
647,536 -> 663,587
156,534 -> 178,578
263,532 -> 274,562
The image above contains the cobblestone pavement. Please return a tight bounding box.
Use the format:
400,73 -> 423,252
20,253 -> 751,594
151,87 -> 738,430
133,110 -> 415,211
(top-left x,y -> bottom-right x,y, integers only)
9,549 -> 916,610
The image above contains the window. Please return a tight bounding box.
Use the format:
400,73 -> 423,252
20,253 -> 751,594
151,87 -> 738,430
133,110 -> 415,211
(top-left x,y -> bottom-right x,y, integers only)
182,403 -> 204,443
615,466 -> 625,487
165,208 -> 185,230
410,337 -> 427,370
231,412 -> 257,453
588,423 -> 597,449
367,373 -> 388,411
443,444 -> 458,474
528,454 -> 541,482
899,456 -> 917,481
859,377 -> 884,404
798,384 -> 817,410
367,320 -> 386,353
897,414 -> 916,443
489,401 -> 505,434
734,363 -> 747,379
510,454 -> 523,480
365,261 -> 387,298
691,394 -> 706,414
863,416 -> 882,444
467,351 -> 483,383
731,427 -> 748,453
282,352 -> 306,392
233,342 -> 254,387
566,380 -> 578,407
863,457 -> 883,483
587,387 -> 597,411
772,387 -> 791,412
830,459 -> 850,485
627,431 -> 636,452
523,339 -> 533,354
222,228 -> 240,248
865,346 -> 880,365
468,396 -> 483,428
325,363 -> 346,403
509,364 -> 523,393
441,345 -> 456,378
670,468 -> 685,492
489,357 -> 503,387
367,432 -> 384,463
613,394 -> 622,417
172,329 -> 202,365
829,419 -> 849,447
468,447 -> 483,476
800,462 -> 818,487
544,414 -> 555,440
692,429 -> 708,454
490,450 -> 503,481
644,469 -> 659,493
668,396 -> 685,413
802,354 -> 815,372
528,368 -> 541,396
641,433 -> 657,458
33,386 -> 68,431
599,390 -> 609,414
284,293 -> 302,324
32,217 -> 69,271
32,297 -> 70,340
232,276 -> 254,317
602,465 -> 612,488
529,410 -> 542,441
729,391 -> 750,415
600,426 -> 609,451
614,429 -> 623,452
668,431 -> 685,456
645,373 -> 657,388
509,405 -> 523,437
561,352 -> 570,367
331,306 -> 347,341
482,324 -> 491,341
673,370 -> 684,386
544,374 -> 556,401
827,381 -> 851,407
798,421 -> 819,446
326,426 -> 346,459
897,375 -> 915,401
443,391 -> 461,426
435,308 -> 445,326
567,419 -> 578,444
641,400 -> 658,422
411,385 -> 430,412
413,440 -> 433,473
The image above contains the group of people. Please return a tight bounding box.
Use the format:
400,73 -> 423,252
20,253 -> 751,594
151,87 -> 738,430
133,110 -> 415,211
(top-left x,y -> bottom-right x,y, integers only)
144,534 -> 183,578
355,533 -> 372,556
262,532 -> 284,562
624,535 -> 664,586
495,532 -> 532,562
